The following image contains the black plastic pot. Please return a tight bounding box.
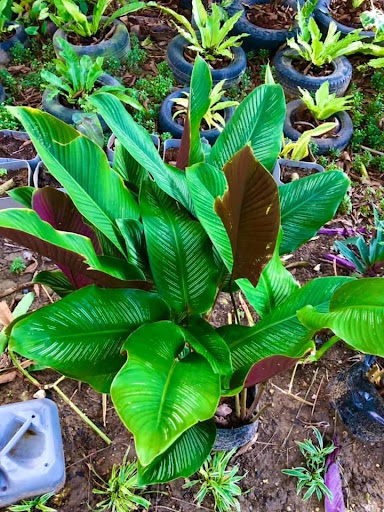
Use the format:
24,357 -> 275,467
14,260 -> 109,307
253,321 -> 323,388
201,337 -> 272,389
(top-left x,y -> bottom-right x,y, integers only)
272,158 -> 324,185
315,0 -> 374,41
159,88 -> 235,144
227,0 -> 299,52
214,420 -> 259,450
329,362 -> 384,443
107,133 -> 160,164
0,160 -> 32,210
274,47 -> 352,97
42,74 -> 120,130
53,18 -> 131,60
284,99 -> 353,155
0,23 -> 29,65
0,130 -> 40,171
167,35 -> 247,88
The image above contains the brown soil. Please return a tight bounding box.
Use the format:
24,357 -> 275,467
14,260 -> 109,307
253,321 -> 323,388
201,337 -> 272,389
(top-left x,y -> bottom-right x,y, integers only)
280,163 -> 320,183
67,23 -> 117,46
292,59 -> 335,77
184,47 -> 231,70
0,133 -> 37,161
292,106 -> 340,135
0,166 -> 28,197
164,146 -> 179,165
246,2 -> 295,30
37,164 -> 61,188
330,0 -> 384,28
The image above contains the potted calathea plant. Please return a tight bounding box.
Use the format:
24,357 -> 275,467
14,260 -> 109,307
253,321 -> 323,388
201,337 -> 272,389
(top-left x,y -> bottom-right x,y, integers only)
0,57 -> 383,486
51,0 -> 145,60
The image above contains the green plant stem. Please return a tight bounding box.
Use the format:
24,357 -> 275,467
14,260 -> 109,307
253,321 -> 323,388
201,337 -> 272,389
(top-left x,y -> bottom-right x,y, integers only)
8,348 -> 112,445
245,382 -> 266,421
235,393 -> 241,418
309,335 -> 341,362
240,387 -> 247,420
229,280 -> 240,325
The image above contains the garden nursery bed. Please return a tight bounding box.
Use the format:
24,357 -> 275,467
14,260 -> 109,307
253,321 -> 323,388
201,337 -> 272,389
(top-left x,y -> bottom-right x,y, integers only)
0,0 -> 384,511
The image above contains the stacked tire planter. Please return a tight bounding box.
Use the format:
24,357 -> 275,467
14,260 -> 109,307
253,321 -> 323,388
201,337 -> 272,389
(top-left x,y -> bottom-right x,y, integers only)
274,47 -> 352,97
52,17 -> 131,60
167,35 -> 247,87
284,99 -> 354,154
227,0 -> 300,52
159,88 -> 236,144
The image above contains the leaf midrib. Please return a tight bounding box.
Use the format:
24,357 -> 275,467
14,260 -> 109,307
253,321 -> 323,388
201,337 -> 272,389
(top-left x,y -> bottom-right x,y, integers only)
156,358 -> 178,428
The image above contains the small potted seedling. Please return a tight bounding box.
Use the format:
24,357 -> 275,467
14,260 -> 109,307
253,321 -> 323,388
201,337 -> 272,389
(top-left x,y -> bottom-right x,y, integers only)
149,0 -> 248,88
159,80 -> 238,144
12,0 -> 51,37
284,81 -> 354,155
42,38 -> 144,129
274,4 -> 367,97
51,0 -> 145,60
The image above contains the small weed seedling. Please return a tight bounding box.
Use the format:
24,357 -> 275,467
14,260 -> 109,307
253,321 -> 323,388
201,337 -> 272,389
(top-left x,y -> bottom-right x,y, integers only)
183,450 -> 246,512
91,450 -> 151,512
8,492 -> 57,512
10,256 -> 26,274
282,427 -> 335,502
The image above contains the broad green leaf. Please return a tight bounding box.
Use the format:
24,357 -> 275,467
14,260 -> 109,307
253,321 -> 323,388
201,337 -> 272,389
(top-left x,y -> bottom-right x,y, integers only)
138,420 -> 216,485
9,286 -> 170,393
184,316 -> 232,378
298,278 -> 384,355
140,179 -> 218,315
208,84 -> 286,171
116,219 -> 147,272
113,137 -> 145,191
280,171 -> 350,254
186,162 -> 233,272
111,321 -> 220,465
7,187 -> 34,208
214,146 -> 280,285
0,209 -> 146,287
9,107 -> 139,254
237,231 -> 299,318
89,93 -> 192,212
219,277 -> 354,392
33,270 -> 75,297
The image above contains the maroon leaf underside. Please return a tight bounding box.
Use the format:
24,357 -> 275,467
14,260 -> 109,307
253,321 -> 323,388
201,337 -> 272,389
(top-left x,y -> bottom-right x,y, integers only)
175,105 -> 191,171
244,355 -> 299,387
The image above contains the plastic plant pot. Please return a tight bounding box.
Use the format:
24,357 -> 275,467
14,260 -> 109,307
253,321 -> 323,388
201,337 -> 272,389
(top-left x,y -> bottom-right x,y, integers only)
0,23 -> 29,65
159,88 -> 235,144
53,17 -> 131,60
0,130 -> 41,171
315,0 -> 375,41
0,160 -> 32,210
284,99 -> 353,155
274,47 -> 352,97
107,133 -> 161,164
0,398 -> 66,508
167,35 -> 247,88
162,137 -> 210,163
329,361 -> 384,443
227,0 -> 300,52
272,158 -> 324,186
32,160 -> 64,190
42,74 -> 120,131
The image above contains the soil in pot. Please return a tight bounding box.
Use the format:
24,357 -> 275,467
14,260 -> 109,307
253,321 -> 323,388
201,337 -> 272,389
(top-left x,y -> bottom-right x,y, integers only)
329,0 -> 384,28
67,24 -> 117,46
246,2 -> 295,29
37,164 -> 61,188
280,163 -> 319,183
292,106 -> 340,136
0,29 -> 16,43
0,134 -> 37,161
292,59 -> 335,77
164,147 -> 179,165
183,47 -> 231,70
0,167 -> 28,197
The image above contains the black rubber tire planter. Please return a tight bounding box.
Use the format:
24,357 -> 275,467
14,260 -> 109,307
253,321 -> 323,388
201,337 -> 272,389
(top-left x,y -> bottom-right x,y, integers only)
315,0 -> 374,41
53,17 -> 131,60
0,23 -> 29,65
167,35 -> 247,88
274,47 -> 352,97
42,74 -> 120,131
227,0 -> 299,52
159,88 -> 236,144
0,83 -> 5,104
284,99 -> 353,155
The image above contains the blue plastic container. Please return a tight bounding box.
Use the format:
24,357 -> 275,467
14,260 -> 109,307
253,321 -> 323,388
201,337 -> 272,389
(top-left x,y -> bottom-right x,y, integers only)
0,399 -> 65,508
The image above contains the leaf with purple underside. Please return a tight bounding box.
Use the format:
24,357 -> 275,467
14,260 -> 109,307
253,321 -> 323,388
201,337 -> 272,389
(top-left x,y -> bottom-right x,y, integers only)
325,445 -> 345,512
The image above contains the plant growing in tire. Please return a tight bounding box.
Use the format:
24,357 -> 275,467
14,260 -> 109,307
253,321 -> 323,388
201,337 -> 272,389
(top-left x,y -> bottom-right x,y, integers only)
0,0 -> 29,64
1,56 -> 383,487
41,38 -> 144,128
274,4 -> 368,97
51,0 -> 145,60
284,80 -> 354,154
149,0 -> 248,87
